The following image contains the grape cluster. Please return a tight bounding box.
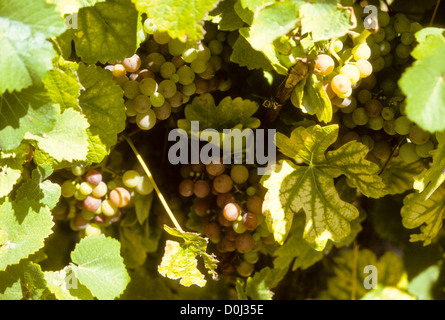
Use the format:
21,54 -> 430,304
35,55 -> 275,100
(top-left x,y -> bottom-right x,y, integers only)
104,20 -> 233,131
305,6 -> 435,166
55,166 -> 153,236
177,160 -> 273,278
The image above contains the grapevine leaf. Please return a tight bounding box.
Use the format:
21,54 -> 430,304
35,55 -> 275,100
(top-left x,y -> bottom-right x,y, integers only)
69,0 -> 138,64
0,198 -> 54,271
158,226 -> 218,287
244,267 -> 287,300
44,266 -> 94,300
0,261 -> 48,300
209,0 -> 245,31
230,32 -> 274,72
25,108 -> 90,162
78,63 -> 126,164
401,185 -> 445,245
247,0 -> 301,51
69,234 -> 130,300
178,93 -> 260,132
299,0 -> 353,42
0,0 -> 65,93
413,131 -> 445,200
300,74 -> 332,123
407,264 -> 440,300
322,141 -> 387,198
0,85 -> 58,151
131,0 -> 220,42
0,144 -> 31,198
42,67 -> 82,111
236,0 -> 274,25
399,38 -> 445,132
381,156 -> 426,195
48,0 -> 107,15
361,286 -> 416,300
134,192 -> 154,225
410,28 -> 445,61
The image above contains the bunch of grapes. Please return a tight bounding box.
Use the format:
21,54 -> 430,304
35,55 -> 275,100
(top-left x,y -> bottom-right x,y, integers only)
177,159 -> 273,278
55,166 -> 154,237
104,20 -> 233,131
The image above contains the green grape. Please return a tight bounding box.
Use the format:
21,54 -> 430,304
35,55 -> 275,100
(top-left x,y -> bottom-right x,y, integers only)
331,39 -> 343,53
170,73 -> 180,83
371,56 -> 385,73
176,65 -> 195,85
364,99 -> 383,117
125,99 -> 138,117
384,25 -> 397,41
123,80 -> 141,99
74,189 -> 87,201
92,181 -> 107,198
372,28 -> 386,43
122,170 -> 141,188
401,32 -> 415,45
246,186 -> 257,197
145,52 -> 166,73
357,89 -> 372,104
196,45 -> 211,62
135,176 -> 154,195
410,22 -> 423,33
181,82 -> 197,96
159,61 -> 176,79
61,180 -> 76,198
168,38 -> 186,56
352,107 -> 369,126
158,79 -> 177,99
136,109 -> 157,130
233,220 -> 247,234
314,54 -> 335,76
394,14 -> 411,34
133,94 -> 151,113
209,55 -> 223,71
372,140 -> 392,161
190,58 -> 208,74
416,140 -> 434,158
143,18 -> 157,34
399,142 -> 420,163
379,41 -> 391,56
383,119 -> 397,135
395,43 -> 412,59
355,59 -> 373,78
368,116 -> 384,130
79,181 -> 93,196
230,164 -> 249,184
360,135 -> 375,151
369,43 -> 381,60
243,251 -> 259,264
409,125 -> 430,145
101,199 -> 118,217
360,74 -> 377,90
340,97 -> 358,114
380,78 -> 397,96
331,74 -> 352,97
381,107 -> 395,120
383,54 -> 394,68
150,92 -> 165,107
378,11 -> 390,28
340,64 -> 361,85
112,64 -> 126,78
167,90 -> 184,108
81,209 -> 96,221
85,223 -> 102,237
182,48 -> 198,63
236,261 -> 254,277
352,43 -> 371,60
153,30 -> 170,45
153,101 -> 172,120
342,113 -> 357,129
394,116 -> 412,135
208,39 -> 223,55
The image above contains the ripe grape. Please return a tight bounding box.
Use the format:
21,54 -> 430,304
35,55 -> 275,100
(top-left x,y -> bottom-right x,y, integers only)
122,54 -> 141,73
153,101 -> 172,120
372,140 -> 392,161
101,199 -> 118,217
109,187 -> 131,207
340,64 -> 361,85
355,59 -> 373,78
92,181 -> 108,198
213,174 -> 233,194
383,119 -> 397,135
123,80 -> 141,99
368,116 -> 384,131
236,233 -> 255,253
179,179 -> 194,197
314,54 -> 335,76
193,179 -> 211,198
246,196 -> 263,215
133,94 -> 151,113
364,99 -> 383,118
61,180 -> 76,198
145,52 -> 166,73
143,18 -> 157,34
122,170 -> 142,188
176,65 -> 195,85
191,58 -> 208,74
381,107 -> 395,120
203,222 -> 221,242
394,116 -> 412,135
139,78 -> 158,96
409,125 -> 430,145
83,195 -> 102,212
85,223 -> 102,237
193,198 -> 211,217
181,82 -> 197,96
236,261 -> 254,277
242,212 -> 258,231
223,202 -> 241,221
182,48 -> 198,63
352,107 -> 369,126
399,142 -> 420,163
230,165 -> 249,184
158,80 -> 177,99
216,192 -> 234,208
415,140 -> 434,158
352,43 -> 371,60
331,74 -> 352,97
79,181 -> 93,195
112,64 -> 126,78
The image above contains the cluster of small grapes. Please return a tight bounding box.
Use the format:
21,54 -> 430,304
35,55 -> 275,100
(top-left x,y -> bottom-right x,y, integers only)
177,160 -> 273,278
331,12 -> 435,165
56,166 -> 153,236
104,20 -> 233,131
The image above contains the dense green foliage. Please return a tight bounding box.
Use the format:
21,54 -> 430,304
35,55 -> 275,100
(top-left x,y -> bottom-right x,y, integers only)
0,0 -> 445,300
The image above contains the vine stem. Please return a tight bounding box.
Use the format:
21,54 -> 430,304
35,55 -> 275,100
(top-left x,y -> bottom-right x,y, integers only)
429,0 -> 441,26
125,134 -> 184,232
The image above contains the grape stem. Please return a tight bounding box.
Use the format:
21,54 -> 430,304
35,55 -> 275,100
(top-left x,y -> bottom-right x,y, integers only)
124,134 -> 184,232
430,0 -> 441,26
